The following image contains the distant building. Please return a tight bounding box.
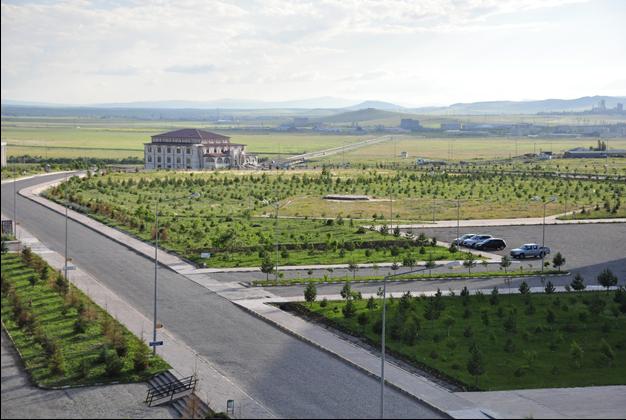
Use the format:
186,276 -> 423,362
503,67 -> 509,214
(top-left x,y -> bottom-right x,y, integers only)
144,129 -> 257,170
400,118 -> 422,131
400,151 -> 409,159
441,122 -> 461,130
1,142 -> 6,168
564,147 -> 626,158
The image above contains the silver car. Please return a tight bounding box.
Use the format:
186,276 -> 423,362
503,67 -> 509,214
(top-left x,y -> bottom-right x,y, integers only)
510,243 -> 551,259
462,234 -> 492,248
453,234 -> 476,246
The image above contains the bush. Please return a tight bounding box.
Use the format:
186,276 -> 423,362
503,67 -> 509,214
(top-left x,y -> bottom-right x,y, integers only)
49,349 -> 66,375
357,312 -> 369,326
133,346 -> 150,372
105,351 -> 124,377
342,300 -> 356,318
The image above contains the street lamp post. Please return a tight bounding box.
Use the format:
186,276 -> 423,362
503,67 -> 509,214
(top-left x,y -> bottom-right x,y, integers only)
533,195 -> 557,275
152,192 -> 200,355
64,173 -> 69,281
380,272 -> 388,419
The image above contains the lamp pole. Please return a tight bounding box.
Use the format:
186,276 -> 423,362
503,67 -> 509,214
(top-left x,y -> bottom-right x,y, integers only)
64,173 -> 69,281
153,197 -> 160,355
151,192 -> 199,355
13,174 -> 17,238
380,273 -> 388,419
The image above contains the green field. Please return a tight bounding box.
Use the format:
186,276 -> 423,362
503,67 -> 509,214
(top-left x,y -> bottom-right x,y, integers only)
319,135 -> 626,164
1,251 -> 168,387
1,117 -> 368,159
297,287 -> 626,390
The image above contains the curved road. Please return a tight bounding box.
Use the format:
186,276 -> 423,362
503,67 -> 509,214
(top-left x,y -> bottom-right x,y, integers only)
1,173 -> 442,419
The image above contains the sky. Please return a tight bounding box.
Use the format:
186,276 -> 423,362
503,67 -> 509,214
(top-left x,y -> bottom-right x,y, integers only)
1,0 -> 626,106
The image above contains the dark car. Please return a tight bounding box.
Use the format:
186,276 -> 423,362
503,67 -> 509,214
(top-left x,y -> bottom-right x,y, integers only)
475,238 -> 507,251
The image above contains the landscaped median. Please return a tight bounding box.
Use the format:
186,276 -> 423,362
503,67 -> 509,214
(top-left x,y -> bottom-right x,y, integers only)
252,269 -> 567,287
285,283 -> 626,391
1,250 -> 169,388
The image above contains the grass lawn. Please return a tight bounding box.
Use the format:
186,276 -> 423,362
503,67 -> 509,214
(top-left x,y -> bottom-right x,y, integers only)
44,169 -> 624,266
1,252 -> 169,387
299,288 -> 626,391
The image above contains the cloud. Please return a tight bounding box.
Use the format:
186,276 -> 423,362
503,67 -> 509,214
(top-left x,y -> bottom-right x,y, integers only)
1,0 -> 620,105
165,64 -> 216,74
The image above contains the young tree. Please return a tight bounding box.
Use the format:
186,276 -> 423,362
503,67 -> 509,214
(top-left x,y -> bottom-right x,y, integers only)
425,255 -> 437,278
304,283 -> 317,306
489,287 -> 499,305
28,274 -> 38,288
597,268 -> 618,292
463,253 -> 477,275
570,273 -> 586,291
1,240 -> 8,255
467,346 -> 485,388
340,283 -> 353,301
347,262 -> 359,281
499,255 -> 512,275
402,255 -> 416,273
519,281 -> 530,295
342,299 -> 356,318
544,281 -> 556,294
552,252 -> 566,272
260,257 -> 274,281
600,339 -> 615,367
570,340 -> 584,368
366,296 -> 377,311
443,315 -> 455,337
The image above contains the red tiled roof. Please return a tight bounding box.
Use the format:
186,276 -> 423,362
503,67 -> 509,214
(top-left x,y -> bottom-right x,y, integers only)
152,128 -> 230,142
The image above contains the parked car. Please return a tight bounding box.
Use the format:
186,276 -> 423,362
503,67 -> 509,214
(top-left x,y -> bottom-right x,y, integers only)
510,243 -> 551,259
462,234 -> 492,248
453,234 -> 476,245
475,238 -> 507,251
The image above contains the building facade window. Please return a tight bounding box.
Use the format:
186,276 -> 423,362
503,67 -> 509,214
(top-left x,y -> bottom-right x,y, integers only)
147,156 -> 153,162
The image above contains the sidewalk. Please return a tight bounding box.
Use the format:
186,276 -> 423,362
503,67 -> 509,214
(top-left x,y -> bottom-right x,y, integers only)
388,215 -> 626,229
11,223 -> 275,419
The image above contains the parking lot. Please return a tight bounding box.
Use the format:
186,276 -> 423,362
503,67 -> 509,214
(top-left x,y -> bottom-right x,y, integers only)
215,222 -> 626,299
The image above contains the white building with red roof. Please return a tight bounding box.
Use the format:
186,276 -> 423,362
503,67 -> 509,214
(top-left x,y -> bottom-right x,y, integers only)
144,129 -> 257,170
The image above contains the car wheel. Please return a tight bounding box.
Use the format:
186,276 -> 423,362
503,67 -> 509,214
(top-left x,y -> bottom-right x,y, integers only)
519,253 -> 525,259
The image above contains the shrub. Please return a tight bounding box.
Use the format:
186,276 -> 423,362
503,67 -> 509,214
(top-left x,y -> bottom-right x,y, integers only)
342,300 -> 356,318
105,351 -> 124,377
49,349 -> 66,375
133,346 -> 150,372
357,312 -> 369,326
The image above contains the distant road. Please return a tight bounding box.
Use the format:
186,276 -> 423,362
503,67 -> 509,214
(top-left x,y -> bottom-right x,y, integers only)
283,135 -> 394,165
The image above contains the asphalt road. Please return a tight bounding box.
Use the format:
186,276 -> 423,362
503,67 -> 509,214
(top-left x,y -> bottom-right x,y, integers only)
1,173 -> 442,419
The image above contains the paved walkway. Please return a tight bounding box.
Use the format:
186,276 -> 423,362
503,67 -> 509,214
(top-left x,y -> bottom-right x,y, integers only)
458,387 -> 626,419
1,329 -> 175,419
387,215 -> 626,229
11,222 -> 275,419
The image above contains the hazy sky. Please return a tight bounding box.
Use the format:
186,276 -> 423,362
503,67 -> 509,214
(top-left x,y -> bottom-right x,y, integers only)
2,0 -> 625,106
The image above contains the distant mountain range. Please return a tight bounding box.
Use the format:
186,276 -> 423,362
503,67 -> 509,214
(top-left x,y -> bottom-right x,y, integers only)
2,95 -> 625,115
